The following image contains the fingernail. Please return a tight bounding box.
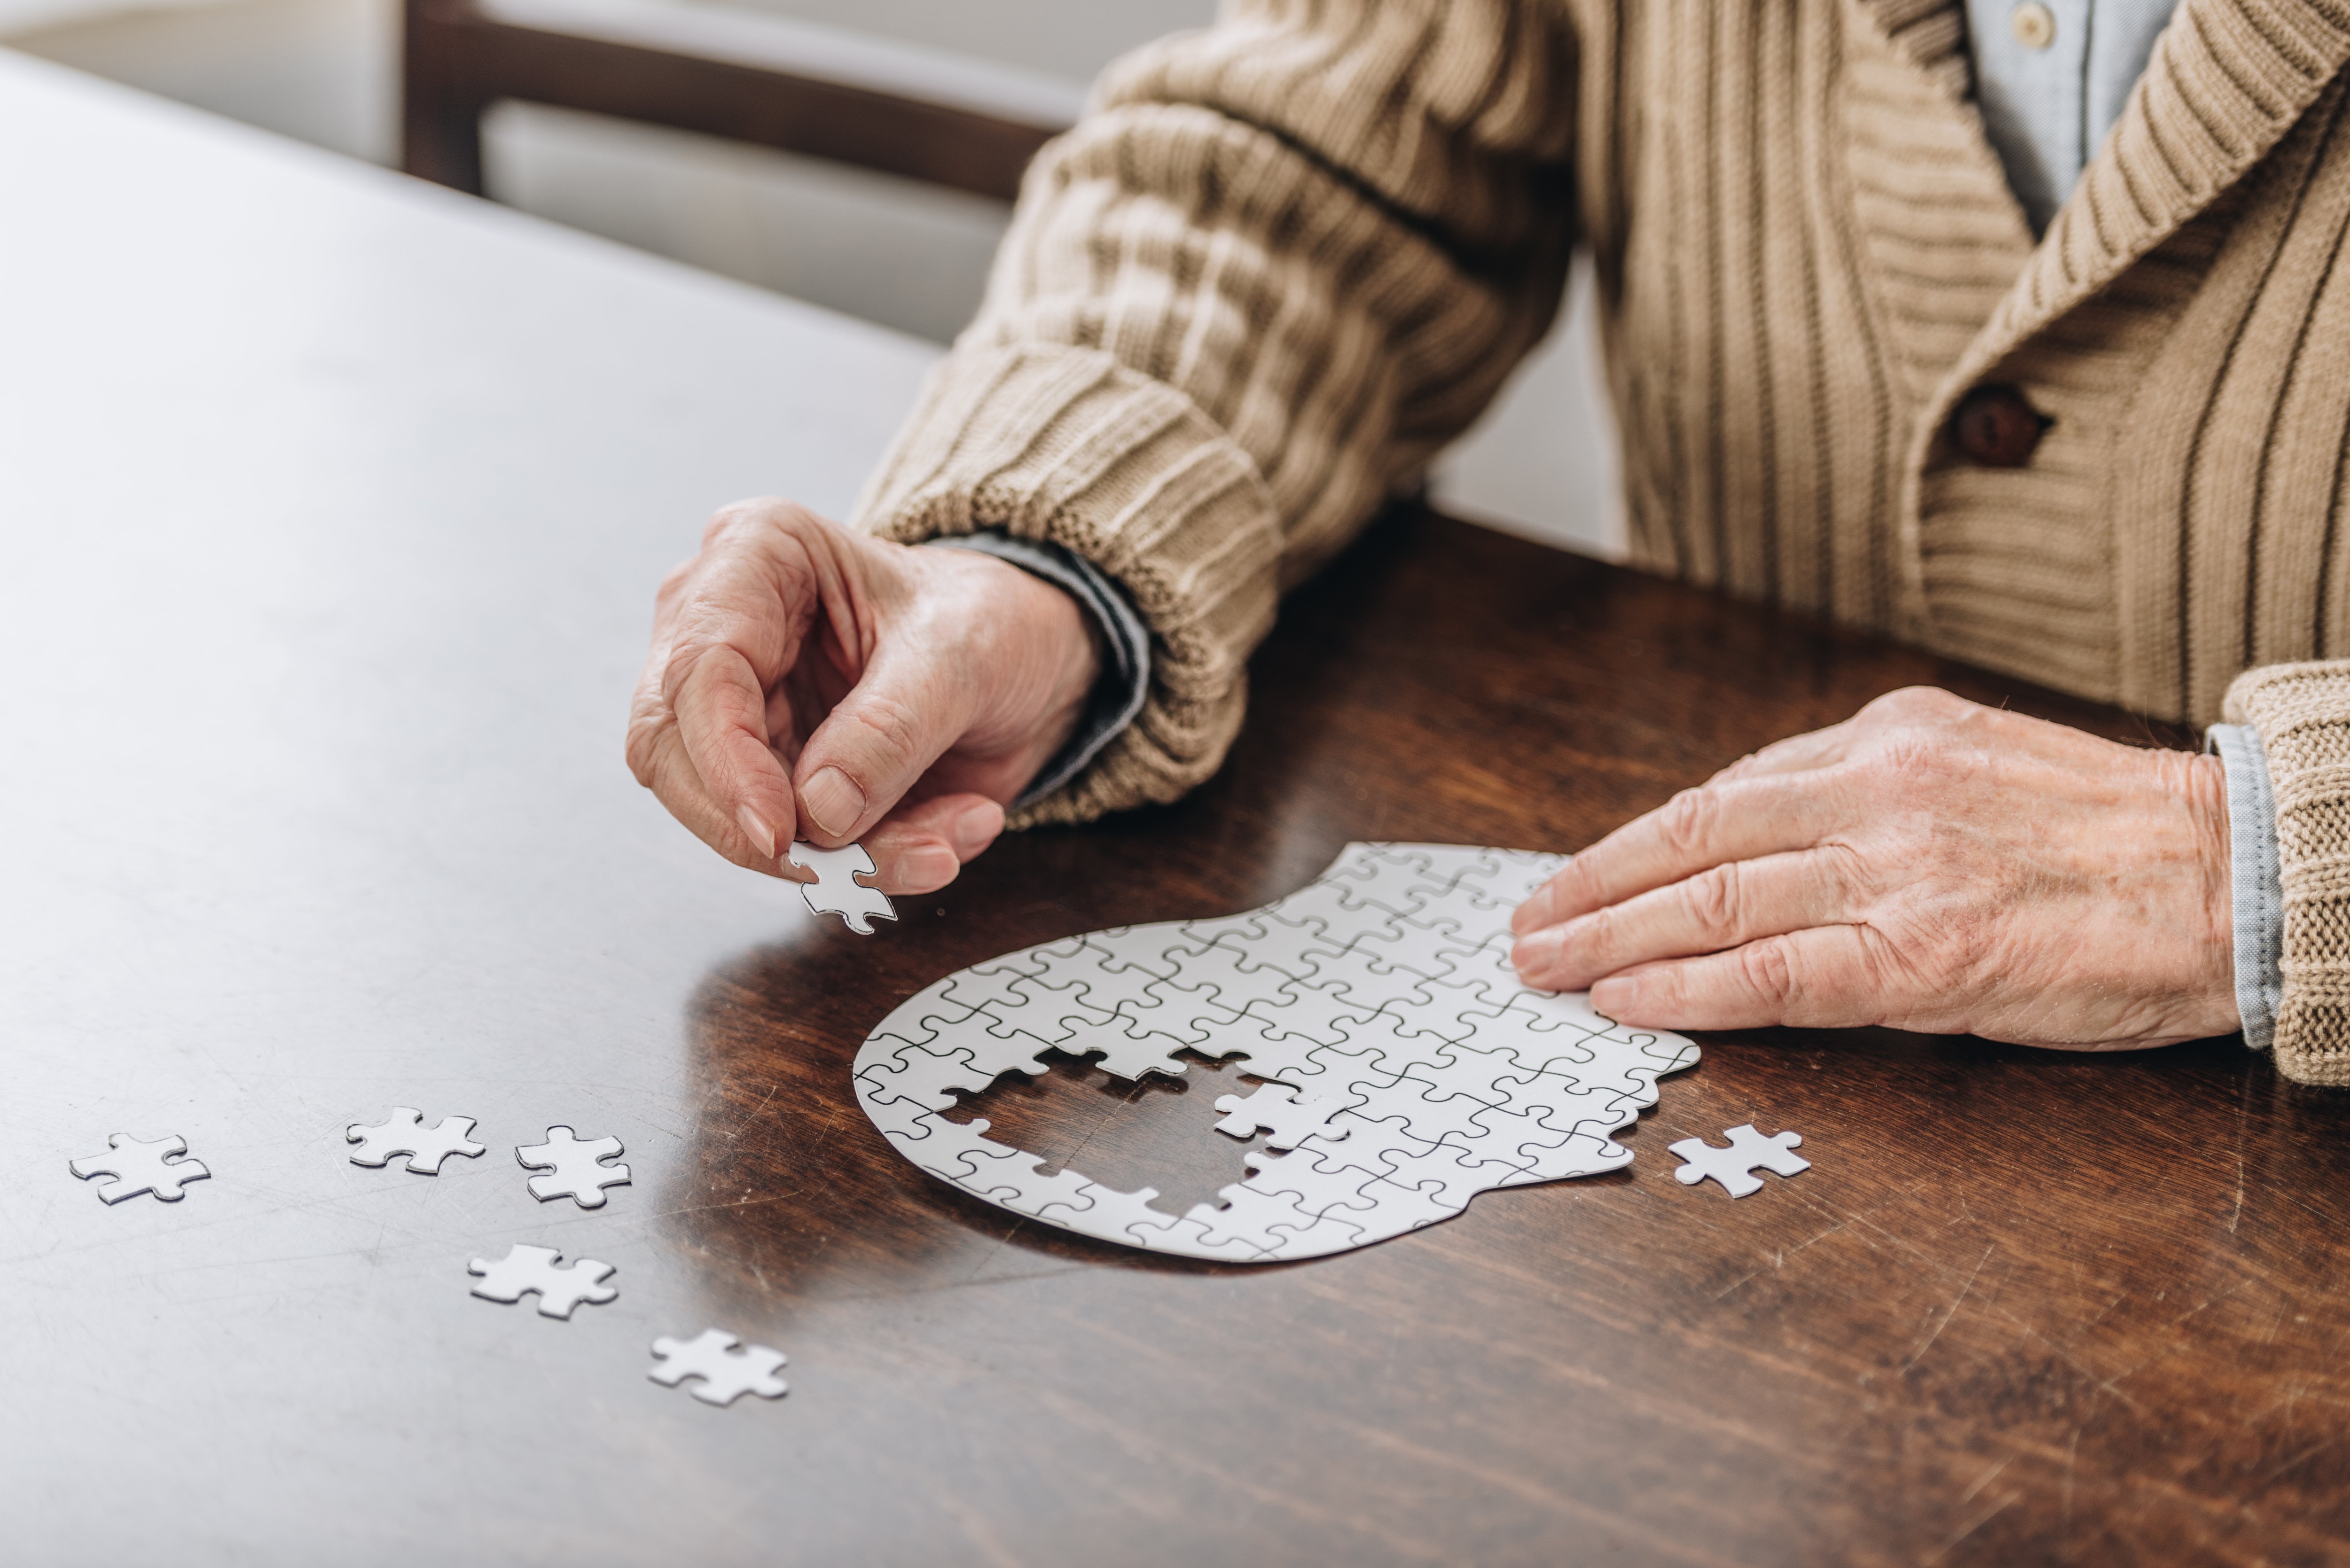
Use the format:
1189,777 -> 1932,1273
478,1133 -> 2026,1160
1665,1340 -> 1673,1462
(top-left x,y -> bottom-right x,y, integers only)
1590,975 -> 1637,1015
735,804 -> 776,859
900,843 -> 958,890
799,767 -> 864,838
949,800 -> 1003,857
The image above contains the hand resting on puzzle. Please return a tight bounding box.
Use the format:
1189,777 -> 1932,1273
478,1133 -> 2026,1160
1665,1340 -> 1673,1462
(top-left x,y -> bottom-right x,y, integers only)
1509,687 -> 2240,1050
627,499 -> 1099,895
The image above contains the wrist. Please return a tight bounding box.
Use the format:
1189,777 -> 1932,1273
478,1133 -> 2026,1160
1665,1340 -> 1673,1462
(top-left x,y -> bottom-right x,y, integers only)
1011,564 -> 1104,744
2185,749 -> 2243,1039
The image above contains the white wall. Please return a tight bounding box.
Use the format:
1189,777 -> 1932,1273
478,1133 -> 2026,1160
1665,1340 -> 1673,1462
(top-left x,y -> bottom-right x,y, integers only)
4,0 -> 395,158
4,0 -> 1623,556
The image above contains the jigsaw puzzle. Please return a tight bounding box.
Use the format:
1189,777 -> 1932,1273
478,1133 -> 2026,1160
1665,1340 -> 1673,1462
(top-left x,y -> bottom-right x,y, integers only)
648,1328 -> 789,1405
515,1126 -> 631,1208
853,843 -> 1700,1262
70,1133 -> 212,1203
1669,1124 -> 1809,1197
467,1244 -> 619,1318
789,841 -> 896,935
346,1108 -> 486,1174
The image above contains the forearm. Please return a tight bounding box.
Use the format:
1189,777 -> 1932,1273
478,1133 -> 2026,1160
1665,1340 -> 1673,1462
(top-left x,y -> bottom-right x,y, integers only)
855,0 -> 1581,822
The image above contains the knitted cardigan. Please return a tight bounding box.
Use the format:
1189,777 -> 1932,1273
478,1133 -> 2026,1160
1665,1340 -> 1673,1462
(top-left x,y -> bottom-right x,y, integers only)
853,0 -> 2350,1083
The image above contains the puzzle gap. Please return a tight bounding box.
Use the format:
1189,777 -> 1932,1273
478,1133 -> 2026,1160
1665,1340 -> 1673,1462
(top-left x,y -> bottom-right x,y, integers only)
937,1047 -> 1269,1218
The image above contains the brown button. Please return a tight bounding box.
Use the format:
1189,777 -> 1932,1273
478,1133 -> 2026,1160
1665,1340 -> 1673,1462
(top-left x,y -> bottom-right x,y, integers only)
1949,384 -> 2051,468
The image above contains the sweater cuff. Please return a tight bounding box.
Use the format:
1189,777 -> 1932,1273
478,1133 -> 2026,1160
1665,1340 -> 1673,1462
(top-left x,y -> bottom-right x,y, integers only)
2206,723 -> 2284,1051
2223,661 -> 2350,1086
854,343 -> 1282,827
924,532 -> 1152,811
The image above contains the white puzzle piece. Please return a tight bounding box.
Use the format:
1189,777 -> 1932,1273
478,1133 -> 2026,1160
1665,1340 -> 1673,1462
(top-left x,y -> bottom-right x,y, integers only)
648,1328 -> 789,1405
70,1133 -> 212,1203
1669,1124 -> 1809,1198
789,841 -> 897,935
515,1126 -> 631,1208
346,1108 -> 486,1174
1213,1082 -> 1357,1151
467,1244 -> 618,1318
853,843 -> 1701,1262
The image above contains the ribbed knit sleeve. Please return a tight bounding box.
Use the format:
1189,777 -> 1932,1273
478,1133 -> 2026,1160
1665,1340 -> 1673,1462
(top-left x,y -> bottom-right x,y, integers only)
2225,663 -> 2350,1086
853,0 -> 1580,825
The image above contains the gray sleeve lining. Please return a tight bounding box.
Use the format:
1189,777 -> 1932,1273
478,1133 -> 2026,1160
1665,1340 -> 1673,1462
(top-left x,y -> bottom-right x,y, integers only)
924,531 -> 1152,811
2207,722 -> 2284,1051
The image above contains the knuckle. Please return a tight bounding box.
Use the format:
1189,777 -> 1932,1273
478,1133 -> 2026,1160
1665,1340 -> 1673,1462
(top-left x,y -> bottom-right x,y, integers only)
657,637 -> 713,704
1859,688 -> 1982,758
623,718 -> 661,785
1814,839 -> 1870,898
1655,787 -> 1717,859
842,688 -> 928,772
705,496 -> 823,547
1575,903 -> 1624,964
700,499 -> 763,545
1553,857 -> 1604,912
1863,685 -> 1957,723
1707,750 -> 1763,785
655,557 -> 697,603
1737,936 -> 1799,1006
1681,862 -> 1744,940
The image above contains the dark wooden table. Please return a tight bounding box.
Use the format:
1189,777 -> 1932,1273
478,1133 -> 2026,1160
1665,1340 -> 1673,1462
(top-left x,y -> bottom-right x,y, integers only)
9,48 -> 2350,1568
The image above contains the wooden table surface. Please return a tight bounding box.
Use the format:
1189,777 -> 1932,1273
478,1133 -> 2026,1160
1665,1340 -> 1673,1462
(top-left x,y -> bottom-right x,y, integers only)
8,48 -> 2350,1568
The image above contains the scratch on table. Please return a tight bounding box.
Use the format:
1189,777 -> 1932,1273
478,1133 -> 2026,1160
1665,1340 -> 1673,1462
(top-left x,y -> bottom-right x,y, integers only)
1710,1196 -> 1879,1302
1957,1451 -> 2014,1506
1901,1241 -> 1995,1373
730,1077 -> 783,1139
2231,1144 -> 2246,1235
1917,1490 -> 2018,1567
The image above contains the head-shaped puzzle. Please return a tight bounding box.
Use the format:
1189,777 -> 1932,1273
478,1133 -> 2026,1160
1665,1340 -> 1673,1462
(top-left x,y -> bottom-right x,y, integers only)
853,844 -> 1699,1261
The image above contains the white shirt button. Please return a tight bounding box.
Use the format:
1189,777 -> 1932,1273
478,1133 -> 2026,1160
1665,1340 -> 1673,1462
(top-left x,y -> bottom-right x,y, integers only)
2011,1 -> 2058,49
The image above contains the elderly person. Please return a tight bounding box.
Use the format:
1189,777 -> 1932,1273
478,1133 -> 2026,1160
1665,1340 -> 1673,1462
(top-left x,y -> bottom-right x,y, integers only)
628,0 -> 2350,1084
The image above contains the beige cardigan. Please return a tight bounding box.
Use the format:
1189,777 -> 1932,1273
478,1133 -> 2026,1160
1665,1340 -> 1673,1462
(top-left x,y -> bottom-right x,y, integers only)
853,0 -> 2350,1083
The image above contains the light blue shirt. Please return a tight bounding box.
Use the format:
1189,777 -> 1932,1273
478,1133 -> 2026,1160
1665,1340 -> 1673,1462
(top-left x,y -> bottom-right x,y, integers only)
1966,0 -> 2183,232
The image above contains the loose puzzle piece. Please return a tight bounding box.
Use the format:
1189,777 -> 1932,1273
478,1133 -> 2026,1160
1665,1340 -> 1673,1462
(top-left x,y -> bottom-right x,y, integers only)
853,843 -> 1703,1262
70,1133 -> 211,1203
515,1126 -> 631,1208
1669,1123 -> 1810,1198
1213,1081 -> 1357,1150
648,1328 -> 789,1405
346,1108 -> 486,1174
789,841 -> 897,935
467,1244 -> 618,1318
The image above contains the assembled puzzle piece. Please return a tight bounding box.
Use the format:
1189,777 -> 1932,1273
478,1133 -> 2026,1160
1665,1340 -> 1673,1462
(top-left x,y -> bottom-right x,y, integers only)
1669,1123 -> 1810,1198
854,843 -> 1702,1262
648,1328 -> 789,1406
70,1133 -> 212,1203
514,1126 -> 631,1208
345,1108 -> 486,1174
467,1244 -> 618,1318
788,841 -> 897,935
1213,1082 -> 1357,1150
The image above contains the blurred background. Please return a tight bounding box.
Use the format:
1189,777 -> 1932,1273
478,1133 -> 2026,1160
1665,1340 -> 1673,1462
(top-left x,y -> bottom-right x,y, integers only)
2,0 -> 1623,557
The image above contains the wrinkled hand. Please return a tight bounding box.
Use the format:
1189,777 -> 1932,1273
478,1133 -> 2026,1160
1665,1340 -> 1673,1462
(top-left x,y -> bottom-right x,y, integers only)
627,499 -> 1100,895
1509,688 -> 2238,1049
